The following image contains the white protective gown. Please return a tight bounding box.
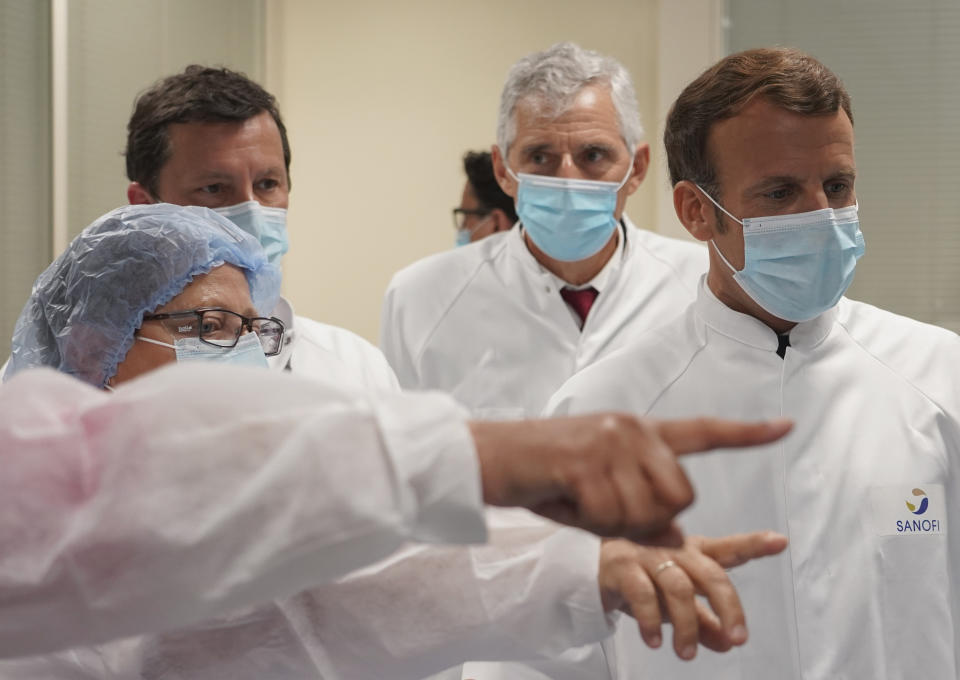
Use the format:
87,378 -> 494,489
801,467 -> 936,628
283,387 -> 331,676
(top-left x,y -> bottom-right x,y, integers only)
548,278 -> 960,679
0,311 -> 614,677
0,363 -> 484,659
381,220 -> 707,680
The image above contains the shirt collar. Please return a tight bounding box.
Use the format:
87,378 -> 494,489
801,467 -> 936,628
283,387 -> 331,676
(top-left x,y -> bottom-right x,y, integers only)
271,296 -> 296,339
695,277 -> 837,352
510,220 -> 627,294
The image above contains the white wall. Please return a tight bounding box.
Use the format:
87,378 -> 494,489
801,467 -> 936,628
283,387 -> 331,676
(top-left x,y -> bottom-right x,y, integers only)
268,0 -> 673,343
0,1 -> 51,360
59,0 -> 265,243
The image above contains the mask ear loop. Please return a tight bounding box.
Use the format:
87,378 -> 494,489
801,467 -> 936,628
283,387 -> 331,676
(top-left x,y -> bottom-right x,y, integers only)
694,184 -> 744,274
614,155 -> 636,190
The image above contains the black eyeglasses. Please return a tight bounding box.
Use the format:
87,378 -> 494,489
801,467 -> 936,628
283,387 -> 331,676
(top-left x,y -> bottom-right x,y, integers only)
141,307 -> 285,356
452,207 -> 491,231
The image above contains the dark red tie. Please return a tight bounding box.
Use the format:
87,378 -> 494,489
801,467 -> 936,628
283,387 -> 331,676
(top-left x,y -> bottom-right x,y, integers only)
560,286 -> 599,327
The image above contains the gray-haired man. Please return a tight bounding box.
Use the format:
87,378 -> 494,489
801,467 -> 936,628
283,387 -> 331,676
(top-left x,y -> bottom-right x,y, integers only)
383,42 -> 706,418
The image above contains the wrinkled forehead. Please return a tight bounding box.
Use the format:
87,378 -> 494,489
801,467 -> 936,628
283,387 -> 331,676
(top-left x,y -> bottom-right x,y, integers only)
512,85 -> 625,142
707,100 -> 855,183
165,113 -> 285,169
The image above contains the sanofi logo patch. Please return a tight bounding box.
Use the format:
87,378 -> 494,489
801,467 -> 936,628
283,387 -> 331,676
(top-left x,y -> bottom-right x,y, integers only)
869,484 -> 946,536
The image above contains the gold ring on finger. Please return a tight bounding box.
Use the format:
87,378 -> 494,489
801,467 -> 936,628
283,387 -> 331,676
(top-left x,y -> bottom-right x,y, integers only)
653,559 -> 678,576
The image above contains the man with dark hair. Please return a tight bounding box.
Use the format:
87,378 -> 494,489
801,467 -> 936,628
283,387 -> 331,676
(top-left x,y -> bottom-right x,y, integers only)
549,47 -> 960,679
454,151 -> 517,245
125,65 -> 291,203
125,65 -> 398,392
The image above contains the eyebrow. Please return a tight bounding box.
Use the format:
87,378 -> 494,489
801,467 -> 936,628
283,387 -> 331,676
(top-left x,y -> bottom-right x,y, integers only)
185,166 -> 286,182
744,169 -> 857,195
742,176 -> 797,196
519,143 -> 553,157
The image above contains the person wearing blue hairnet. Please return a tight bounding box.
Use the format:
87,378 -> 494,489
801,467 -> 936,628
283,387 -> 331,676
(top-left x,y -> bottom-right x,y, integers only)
3,202 -> 282,387
0,203 -> 792,675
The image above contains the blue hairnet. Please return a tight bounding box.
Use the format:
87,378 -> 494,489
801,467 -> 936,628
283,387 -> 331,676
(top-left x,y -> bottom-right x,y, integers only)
4,203 -> 281,388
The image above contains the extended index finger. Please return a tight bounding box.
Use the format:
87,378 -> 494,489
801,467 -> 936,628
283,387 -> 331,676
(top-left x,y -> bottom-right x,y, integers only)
653,418 -> 792,456
693,530 -> 789,569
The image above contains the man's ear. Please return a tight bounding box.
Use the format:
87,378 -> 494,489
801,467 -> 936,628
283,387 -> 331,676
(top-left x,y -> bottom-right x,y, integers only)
491,145 -> 517,199
622,143 -> 650,195
490,208 -> 514,232
673,181 -> 717,242
127,182 -> 155,205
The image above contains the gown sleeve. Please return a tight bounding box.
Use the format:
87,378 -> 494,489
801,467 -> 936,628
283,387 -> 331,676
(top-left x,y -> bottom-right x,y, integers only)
0,364 -> 485,658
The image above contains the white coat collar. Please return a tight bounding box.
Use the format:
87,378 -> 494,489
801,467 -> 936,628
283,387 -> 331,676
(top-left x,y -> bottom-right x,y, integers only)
271,296 -> 297,336
695,277 -> 837,353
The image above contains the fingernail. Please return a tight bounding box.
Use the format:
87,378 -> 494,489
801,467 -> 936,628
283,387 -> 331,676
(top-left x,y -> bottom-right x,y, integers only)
648,634 -> 661,648
681,644 -> 696,660
730,624 -> 748,644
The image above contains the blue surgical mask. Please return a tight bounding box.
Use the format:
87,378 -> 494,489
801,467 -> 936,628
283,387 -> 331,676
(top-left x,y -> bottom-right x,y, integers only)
509,165 -> 631,262
138,331 -> 269,368
698,185 -> 865,322
214,201 -> 289,266
454,214 -> 492,248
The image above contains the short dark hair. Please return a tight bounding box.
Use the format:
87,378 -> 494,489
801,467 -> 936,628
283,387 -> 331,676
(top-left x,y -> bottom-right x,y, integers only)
463,151 -> 518,224
664,47 -> 852,198
125,65 -> 291,197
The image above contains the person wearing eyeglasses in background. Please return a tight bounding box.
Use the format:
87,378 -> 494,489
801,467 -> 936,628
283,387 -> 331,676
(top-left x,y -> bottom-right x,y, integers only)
454,150 -> 518,246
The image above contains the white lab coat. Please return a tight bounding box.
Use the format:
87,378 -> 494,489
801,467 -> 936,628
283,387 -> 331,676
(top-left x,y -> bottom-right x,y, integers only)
0,363 -> 484,659
0,309 -> 613,677
268,296 -> 400,392
548,279 -> 960,679
381,218 -> 706,418
381,219 -> 707,680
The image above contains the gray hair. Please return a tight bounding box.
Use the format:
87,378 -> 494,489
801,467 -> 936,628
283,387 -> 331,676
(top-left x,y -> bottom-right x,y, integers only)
496,42 -> 644,156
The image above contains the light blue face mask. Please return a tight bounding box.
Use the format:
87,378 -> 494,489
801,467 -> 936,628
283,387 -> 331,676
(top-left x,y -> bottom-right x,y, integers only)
697,185 -> 865,322
508,164 -> 631,262
214,201 -> 289,266
455,214 -> 492,248
138,331 -> 269,368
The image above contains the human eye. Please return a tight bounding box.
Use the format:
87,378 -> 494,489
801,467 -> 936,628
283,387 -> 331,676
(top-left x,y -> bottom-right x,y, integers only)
255,177 -> 280,192
582,146 -> 609,163
825,180 -> 851,197
530,151 -> 549,165
198,183 -> 222,195
200,315 -> 222,335
763,186 -> 794,201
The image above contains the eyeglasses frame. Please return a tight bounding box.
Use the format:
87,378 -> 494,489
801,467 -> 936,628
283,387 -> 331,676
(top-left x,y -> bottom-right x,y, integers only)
140,307 -> 285,357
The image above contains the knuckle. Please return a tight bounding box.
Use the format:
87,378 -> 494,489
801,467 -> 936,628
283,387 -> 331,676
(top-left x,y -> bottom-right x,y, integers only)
702,568 -> 732,592
667,578 -> 696,601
